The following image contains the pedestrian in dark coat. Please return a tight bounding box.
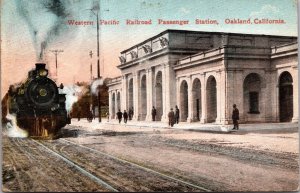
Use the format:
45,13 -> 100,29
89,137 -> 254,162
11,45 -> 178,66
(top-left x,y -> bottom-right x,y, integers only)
232,104 -> 239,130
151,106 -> 157,121
168,108 -> 175,127
116,109 -> 123,124
175,105 -> 180,124
123,110 -> 128,123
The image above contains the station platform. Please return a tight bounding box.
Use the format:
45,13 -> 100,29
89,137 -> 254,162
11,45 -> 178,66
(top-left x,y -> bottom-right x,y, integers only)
70,118 -> 299,133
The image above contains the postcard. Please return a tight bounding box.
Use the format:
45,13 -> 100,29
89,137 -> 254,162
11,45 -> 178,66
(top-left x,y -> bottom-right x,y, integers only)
1,0 -> 299,192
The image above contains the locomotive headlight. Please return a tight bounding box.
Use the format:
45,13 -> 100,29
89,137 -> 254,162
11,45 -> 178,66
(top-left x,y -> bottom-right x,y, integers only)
39,69 -> 48,77
39,88 -> 47,96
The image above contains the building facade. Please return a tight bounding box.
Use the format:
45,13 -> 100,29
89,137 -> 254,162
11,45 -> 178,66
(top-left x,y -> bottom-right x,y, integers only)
107,30 -> 298,124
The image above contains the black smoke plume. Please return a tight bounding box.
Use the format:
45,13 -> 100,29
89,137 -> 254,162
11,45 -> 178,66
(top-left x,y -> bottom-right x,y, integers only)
15,0 -> 74,61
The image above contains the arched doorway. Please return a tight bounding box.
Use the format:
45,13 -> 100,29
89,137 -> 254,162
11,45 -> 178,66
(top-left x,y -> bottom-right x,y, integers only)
139,75 -> 147,120
192,78 -> 201,121
155,71 -> 163,121
279,71 -> 293,122
112,93 -> 115,119
180,80 -> 188,122
243,73 -> 261,118
128,78 -> 133,111
206,76 -> 217,123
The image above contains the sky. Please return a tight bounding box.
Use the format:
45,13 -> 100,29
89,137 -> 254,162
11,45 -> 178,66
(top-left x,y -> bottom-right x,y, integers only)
1,0 -> 298,99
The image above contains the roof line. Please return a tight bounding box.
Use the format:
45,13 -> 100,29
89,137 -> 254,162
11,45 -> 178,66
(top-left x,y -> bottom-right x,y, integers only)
120,29 -> 297,54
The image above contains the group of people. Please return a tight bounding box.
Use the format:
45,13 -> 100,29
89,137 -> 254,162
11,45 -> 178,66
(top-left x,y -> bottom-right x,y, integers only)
168,105 -> 180,127
114,104 -> 240,131
116,107 -> 134,124
76,103 -> 239,131
115,105 -> 179,125
167,104 -> 239,130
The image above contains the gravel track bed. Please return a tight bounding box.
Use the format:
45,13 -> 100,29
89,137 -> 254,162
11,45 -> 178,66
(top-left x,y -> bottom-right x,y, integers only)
40,139 -> 208,192
2,136 -> 112,192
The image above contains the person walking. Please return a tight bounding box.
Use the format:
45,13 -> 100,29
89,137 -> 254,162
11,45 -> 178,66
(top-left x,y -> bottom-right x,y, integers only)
232,104 -> 239,130
168,108 -> 175,127
175,105 -> 180,124
151,106 -> 157,121
123,110 -> 128,123
116,109 -> 123,124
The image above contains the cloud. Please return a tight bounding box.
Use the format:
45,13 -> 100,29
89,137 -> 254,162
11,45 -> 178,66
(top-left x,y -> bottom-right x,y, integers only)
179,7 -> 190,14
250,4 -> 280,18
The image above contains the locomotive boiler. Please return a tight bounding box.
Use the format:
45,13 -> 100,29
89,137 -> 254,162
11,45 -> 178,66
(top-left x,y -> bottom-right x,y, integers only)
8,63 -> 70,139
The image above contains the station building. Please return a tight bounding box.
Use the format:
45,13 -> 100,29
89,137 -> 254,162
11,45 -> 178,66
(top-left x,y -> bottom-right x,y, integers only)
107,30 -> 298,124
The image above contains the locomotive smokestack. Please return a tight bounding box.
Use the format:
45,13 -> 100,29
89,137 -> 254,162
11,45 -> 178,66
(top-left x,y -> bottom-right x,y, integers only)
35,63 -> 46,70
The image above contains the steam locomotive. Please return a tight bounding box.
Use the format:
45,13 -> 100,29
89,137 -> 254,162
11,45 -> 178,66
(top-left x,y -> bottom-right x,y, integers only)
8,63 -> 70,139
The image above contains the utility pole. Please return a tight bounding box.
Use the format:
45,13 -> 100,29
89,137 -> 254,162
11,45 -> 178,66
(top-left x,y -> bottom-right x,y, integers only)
88,7 -> 102,122
89,50 -> 93,81
89,50 -> 94,119
50,49 -> 64,77
96,11 -> 102,122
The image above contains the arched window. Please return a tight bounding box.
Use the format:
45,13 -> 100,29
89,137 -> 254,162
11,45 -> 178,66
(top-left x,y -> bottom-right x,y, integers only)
206,76 -> 217,123
192,78 -> 201,121
279,71 -> 293,122
180,80 -> 188,122
244,73 -> 261,114
155,71 -> 163,121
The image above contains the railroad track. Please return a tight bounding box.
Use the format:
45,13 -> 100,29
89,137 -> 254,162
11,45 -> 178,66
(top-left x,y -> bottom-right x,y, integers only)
136,137 -> 299,170
62,138 -> 212,191
31,139 -> 119,192
37,138 -> 212,192
3,137 -> 114,192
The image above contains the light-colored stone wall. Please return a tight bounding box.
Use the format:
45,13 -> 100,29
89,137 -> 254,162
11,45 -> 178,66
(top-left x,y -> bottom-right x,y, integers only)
108,30 -> 298,124
107,76 -> 122,119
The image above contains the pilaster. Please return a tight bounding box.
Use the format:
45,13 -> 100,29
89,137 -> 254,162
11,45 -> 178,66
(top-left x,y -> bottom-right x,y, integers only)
215,71 -> 222,124
292,67 -> 299,122
108,91 -> 113,119
146,68 -> 154,121
133,71 -> 140,121
200,73 -> 207,123
121,75 -> 127,111
187,75 -> 193,122
115,90 -> 119,118
161,64 -> 168,122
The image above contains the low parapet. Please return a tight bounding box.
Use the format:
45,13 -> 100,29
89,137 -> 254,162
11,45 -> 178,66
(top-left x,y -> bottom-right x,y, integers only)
271,42 -> 298,59
118,29 -> 296,68
175,45 -> 272,70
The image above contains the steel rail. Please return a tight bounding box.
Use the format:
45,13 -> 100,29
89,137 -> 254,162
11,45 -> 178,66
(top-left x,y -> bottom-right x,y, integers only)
31,139 -> 119,192
60,138 -> 211,192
